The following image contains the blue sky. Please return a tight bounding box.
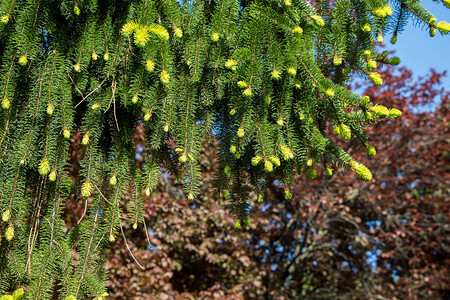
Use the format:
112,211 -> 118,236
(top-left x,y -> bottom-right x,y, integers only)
385,0 -> 450,86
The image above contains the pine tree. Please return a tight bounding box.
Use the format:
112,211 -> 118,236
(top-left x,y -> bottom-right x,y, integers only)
0,0 -> 448,298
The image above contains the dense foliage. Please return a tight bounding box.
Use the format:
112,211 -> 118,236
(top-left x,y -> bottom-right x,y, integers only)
105,65 -> 450,299
0,0 -> 448,298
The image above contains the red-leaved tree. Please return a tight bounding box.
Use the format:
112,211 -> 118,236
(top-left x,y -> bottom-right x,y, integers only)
102,64 -> 449,299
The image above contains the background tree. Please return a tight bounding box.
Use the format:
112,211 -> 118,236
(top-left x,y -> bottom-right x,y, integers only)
104,64 -> 449,299
0,0 -> 449,298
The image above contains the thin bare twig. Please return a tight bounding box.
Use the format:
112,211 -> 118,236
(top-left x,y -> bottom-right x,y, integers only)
143,221 -> 155,252
92,182 -> 112,205
120,221 -> 145,269
68,73 -> 85,99
105,79 -> 120,131
75,77 -> 108,108
77,198 -> 89,225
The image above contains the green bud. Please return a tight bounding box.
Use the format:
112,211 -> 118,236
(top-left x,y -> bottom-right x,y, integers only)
38,158 -> 50,176
373,5 -> 392,18
237,126 -> 244,138
352,162 -> 372,181
12,288 -> 24,300
251,156 -> 263,166
280,145 -> 294,160
326,168 -> 333,176
269,156 -> 281,167
225,59 -> 237,70
18,56 -> 28,66
146,59 -> 155,72
389,108 -> 402,118
370,104 -> 389,117
224,165 -> 231,175
63,128 -> 70,139
211,32 -> 220,42
376,33 -> 383,43
369,72 -> 383,86
277,117 -> 284,126
81,132 -> 90,145
2,209 -> 10,222
292,26 -> 303,35
367,145 -> 376,156
5,224 -> 14,241
237,81 -> 247,88
224,189 -> 230,200
333,56 -> 342,66
388,57 -> 401,65
179,153 -> 187,163
367,60 -> 377,71
310,15 -> 325,27
74,5 -> 80,16
306,168 -> 317,180
430,27 -> 436,37
390,35 -> 397,44
436,21 -> 450,34
2,98 -> 10,109
340,123 -> 351,140
174,27 -> 183,38
333,125 -> 340,136
242,87 -> 252,98
285,188 -> 292,200
160,70 -> 170,85
325,89 -> 335,97
81,180 -> 92,198
110,174 -> 117,186
271,70 -> 281,80
288,67 -> 297,76
264,160 -> 273,173
1,15 -> 10,25
257,194 -> 263,203
234,219 -> 241,229
49,170 -> 57,182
